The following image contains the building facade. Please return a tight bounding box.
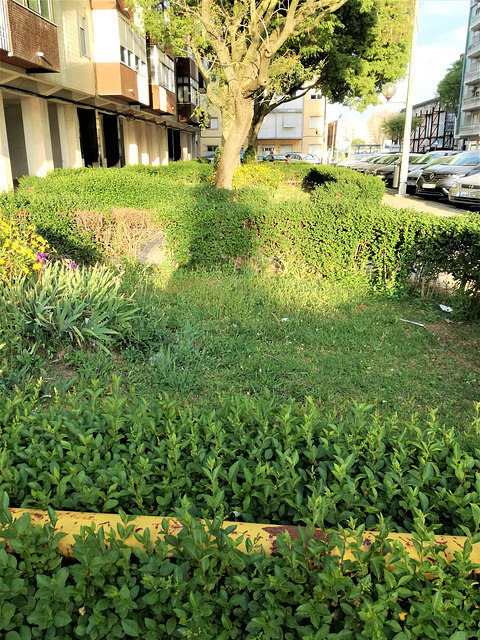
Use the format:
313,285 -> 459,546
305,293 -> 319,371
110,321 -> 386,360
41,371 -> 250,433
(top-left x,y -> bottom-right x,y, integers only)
257,91 -> 325,157
327,114 -> 372,158
410,99 -> 456,152
458,0 -> 480,149
0,0 -> 200,191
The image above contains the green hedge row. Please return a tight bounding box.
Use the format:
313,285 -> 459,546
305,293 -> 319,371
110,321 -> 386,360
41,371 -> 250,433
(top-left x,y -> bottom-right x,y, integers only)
1,385 -> 479,535
2,496 -> 480,640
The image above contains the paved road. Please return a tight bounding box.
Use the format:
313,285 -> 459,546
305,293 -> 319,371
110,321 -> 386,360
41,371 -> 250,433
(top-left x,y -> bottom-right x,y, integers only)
383,188 -> 477,218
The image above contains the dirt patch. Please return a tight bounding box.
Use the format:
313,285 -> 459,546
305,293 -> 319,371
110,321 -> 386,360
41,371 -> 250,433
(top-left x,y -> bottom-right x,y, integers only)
45,358 -> 77,383
426,321 -> 480,368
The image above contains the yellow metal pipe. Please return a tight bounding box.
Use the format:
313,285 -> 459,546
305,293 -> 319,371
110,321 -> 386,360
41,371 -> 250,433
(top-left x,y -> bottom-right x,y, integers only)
4,509 -> 480,574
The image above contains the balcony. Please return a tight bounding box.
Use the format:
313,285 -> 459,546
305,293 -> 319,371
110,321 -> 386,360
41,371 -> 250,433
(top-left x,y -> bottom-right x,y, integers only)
471,8 -> 480,31
462,95 -> 480,112
92,5 -> 149,105
176,56 -> 199,124
464,68 -> 480,85
468,39 -> 480,58
151,85 -> 176,115
0,0 -> 60,72
458,123 -> 480,138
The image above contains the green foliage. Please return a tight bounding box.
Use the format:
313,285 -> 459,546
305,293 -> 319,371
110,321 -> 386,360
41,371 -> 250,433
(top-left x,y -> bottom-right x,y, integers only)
436,58 -> 463,114
164,187 -> 257,268
242,144 -> 257,164
2,496 -> 480,639
1,387 -> 480,535
0,262 -> 137,349
303,165 -> 386,202
381,114 -> 424,143
213,147 -> 223,172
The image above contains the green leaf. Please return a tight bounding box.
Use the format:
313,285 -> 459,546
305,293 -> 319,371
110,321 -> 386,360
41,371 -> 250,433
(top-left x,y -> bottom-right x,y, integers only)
121,619 -> 140,636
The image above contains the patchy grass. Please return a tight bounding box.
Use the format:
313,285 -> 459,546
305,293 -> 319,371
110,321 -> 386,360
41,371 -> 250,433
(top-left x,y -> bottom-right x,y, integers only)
35,262 -> 478,431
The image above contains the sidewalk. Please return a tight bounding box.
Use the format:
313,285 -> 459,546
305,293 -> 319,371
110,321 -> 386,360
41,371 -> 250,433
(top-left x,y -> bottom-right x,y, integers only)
382,190 -> 460,218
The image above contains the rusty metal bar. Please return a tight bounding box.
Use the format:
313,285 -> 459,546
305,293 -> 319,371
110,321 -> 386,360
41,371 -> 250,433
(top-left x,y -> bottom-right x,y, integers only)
4,509 -> 480,572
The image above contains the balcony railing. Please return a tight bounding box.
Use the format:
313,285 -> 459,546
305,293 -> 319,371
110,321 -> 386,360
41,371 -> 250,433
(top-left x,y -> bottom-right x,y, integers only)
468,39 -> 480,58
462,96 -> 480,112
464,68 -> 480,85
471,8 -> 480,31
458,123 -> 480,137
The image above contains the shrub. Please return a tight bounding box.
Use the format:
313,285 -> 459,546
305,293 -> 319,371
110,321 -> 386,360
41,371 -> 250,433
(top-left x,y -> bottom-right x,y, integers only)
242,144 -> 256,164
0,262 -> 138,349
306,165 -> 386,203
213,146 -> 223,171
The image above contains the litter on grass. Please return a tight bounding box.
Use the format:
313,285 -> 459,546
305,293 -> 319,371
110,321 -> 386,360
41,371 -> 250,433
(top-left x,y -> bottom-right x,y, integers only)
399,318 -> 436,336
439,304 -> 453,313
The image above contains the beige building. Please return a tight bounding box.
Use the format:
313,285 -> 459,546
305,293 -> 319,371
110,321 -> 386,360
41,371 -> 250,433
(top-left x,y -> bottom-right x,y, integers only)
200,90 -> 326,158
0,0 -> 201,191
257,91 -> 325,157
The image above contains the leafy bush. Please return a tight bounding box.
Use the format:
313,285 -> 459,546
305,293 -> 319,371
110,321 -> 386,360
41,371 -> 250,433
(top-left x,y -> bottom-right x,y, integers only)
242,144 -> 256,164
306,165 -> 386,203
0,262 -> 137,349
0,386 -> 479,536
232,163 -> 281,191
2,496 -> 480,639
213,147 -> 223,171
164,187 -> 258,268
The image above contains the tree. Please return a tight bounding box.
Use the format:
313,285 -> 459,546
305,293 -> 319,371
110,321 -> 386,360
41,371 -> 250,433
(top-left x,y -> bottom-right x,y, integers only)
367,107 -> 396,145
436,58 -> 463,114
132,0 -> 402,189
381,113 -> 423,143
351,137 -> 366,146
245,0 -> 413,147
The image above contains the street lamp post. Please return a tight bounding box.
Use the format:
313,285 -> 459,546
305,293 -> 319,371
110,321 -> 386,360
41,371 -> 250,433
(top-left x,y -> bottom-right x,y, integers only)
398,0 -> 420,196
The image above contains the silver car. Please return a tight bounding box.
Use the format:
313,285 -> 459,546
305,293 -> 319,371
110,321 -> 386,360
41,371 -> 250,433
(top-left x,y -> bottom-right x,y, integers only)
448,168 -> 480,208
287,152 -> 321,165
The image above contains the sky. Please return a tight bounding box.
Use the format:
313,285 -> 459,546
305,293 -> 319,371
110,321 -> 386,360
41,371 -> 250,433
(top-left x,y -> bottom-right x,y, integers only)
328,0 -> 471,124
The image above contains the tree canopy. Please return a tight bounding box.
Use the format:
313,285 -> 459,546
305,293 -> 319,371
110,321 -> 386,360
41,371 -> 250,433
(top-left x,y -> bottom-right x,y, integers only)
436,58 -> 463,114
132,0 -> 414,188
381,113 -> 423,143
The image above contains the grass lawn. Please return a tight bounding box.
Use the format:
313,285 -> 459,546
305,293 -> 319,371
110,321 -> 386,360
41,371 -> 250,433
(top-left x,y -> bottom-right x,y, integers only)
45,260 -> 480,431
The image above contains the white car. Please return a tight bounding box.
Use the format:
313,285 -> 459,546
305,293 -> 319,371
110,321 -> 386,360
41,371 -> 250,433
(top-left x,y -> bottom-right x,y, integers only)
448,168 -> 480,208
287,152 -> 321,165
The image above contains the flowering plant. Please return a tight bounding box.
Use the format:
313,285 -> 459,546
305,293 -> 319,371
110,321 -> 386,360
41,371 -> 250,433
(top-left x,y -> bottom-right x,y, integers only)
0,214 -> 51,282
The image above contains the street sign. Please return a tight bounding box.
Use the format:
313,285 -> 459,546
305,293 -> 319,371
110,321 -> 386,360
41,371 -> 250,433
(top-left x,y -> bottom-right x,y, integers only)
433,139 -> 439,146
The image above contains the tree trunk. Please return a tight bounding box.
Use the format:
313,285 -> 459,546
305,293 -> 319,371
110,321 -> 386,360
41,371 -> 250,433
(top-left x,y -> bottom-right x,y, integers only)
215,96 -> 254,190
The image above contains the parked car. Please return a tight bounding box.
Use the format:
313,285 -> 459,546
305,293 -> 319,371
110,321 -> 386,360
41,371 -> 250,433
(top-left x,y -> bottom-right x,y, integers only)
334,153 -> 371,167
263,154 -> 290,163
369,153 -> 425,186
406,152 -> 459,192
363,154 -> 405,175
448,168 -> 480,208
287,152 -> 321,165
416,150 -> 480,198
352,154 -> 397,173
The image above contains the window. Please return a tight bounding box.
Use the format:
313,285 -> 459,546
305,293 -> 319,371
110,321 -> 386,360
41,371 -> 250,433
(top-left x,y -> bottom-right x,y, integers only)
210,117 -> 219,130
25,0 -> 52,20
310,92 -> 321,100
309,116 -> 322,130
283,116 -> 295,128
78,14 -> 89,57
206,145 -> 218,156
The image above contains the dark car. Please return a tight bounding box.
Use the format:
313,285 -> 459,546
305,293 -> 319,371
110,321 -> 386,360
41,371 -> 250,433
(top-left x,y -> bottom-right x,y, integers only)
263,154 -> 289,163
406,152 -> 459,192
363,154 -> 408,176
369,153 -> 431,186
416,150 -> 480,198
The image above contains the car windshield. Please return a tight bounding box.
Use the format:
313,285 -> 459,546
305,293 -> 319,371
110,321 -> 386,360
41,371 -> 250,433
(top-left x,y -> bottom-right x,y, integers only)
450,151 -> 480,166
364,155 -> 383,163
410,152 -> 437,165
391,154 -> 420,165
372,155 -> 395,164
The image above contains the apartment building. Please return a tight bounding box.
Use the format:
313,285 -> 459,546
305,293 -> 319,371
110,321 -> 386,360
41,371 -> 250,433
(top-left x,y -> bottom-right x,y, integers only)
411,99 -> 456,152
458,0 -> 480,149
327,114 -> 372,157
199,90 -> 326,159
257,91 -> 325,157
0,0 -> 201,191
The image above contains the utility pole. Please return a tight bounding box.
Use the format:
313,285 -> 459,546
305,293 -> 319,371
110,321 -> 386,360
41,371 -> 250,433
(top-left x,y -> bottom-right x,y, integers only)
398,0 -> 420,196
